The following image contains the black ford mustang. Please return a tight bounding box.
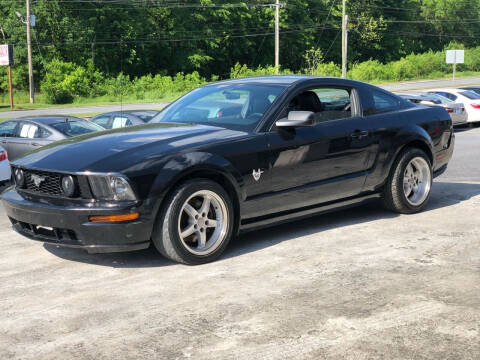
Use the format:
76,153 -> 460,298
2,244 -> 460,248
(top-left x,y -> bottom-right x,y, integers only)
2,76 -> 454,264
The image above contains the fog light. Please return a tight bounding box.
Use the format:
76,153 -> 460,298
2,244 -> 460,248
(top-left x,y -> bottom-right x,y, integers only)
14,169 -> 25,188
61,175 -> 76,197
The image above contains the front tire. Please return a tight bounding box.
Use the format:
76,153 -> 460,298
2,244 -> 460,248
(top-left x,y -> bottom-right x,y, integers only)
382,148 -> 433,214
152,179 -> 234,265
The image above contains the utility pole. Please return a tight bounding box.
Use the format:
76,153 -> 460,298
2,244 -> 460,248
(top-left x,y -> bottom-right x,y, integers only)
274,0 -> 280,74
26,0 -> 34,103
341,0 -> 348,78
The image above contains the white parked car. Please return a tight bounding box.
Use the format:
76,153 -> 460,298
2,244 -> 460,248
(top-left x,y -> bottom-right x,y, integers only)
0,146 -> 11,184
428,88 -> 480,124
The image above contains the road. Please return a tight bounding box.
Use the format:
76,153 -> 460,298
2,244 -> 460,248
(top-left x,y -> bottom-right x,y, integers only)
0,127 -> 479,359
380,76 -> 480,92
0,102 -> 169,120
1,76 -> 480,120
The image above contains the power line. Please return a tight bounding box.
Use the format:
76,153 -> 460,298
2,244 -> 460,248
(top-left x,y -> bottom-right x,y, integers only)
14,25 -> 338,48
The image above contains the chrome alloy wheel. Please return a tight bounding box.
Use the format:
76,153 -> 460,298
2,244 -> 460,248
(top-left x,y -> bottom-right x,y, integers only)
403,156 -> 431,206
177,190 -> 228,256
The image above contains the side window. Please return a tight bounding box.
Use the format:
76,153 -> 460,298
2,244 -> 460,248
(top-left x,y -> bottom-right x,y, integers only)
91,116 -> 110,128
0,121 -> 17,137
18,122 -> 40,139
279,87 -> 352,123
370,90 -> 400,115
39,127 -> 52,139
112,116 -> 131,129
446,93 -> 457,101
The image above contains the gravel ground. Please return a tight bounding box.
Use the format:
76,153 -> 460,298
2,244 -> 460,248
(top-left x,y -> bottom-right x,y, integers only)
0,127 -> 479,360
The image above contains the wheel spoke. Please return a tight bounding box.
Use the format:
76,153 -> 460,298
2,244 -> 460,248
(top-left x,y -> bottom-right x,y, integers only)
183,204 -> 198,220
181,224 -> 195,239
199,195 -> 211,216
405,163 -> 414,178
206,219 -> 218,228
404,182 -> 412,197
197,230 -> 207,248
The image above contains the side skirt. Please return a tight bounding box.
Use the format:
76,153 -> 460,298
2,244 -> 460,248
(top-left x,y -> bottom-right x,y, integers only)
239,193 -> 381,233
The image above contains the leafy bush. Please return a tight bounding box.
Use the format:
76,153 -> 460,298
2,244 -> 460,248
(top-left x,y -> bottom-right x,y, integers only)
309,62 -> 342,77
349,60 -> 392,81
229,63 -> 293,78
40,59 -> 104,104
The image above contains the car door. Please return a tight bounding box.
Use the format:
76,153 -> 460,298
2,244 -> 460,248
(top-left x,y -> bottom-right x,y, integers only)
0,121 -> 19,157
9,121 -> 52,161
246,84 -> 376,217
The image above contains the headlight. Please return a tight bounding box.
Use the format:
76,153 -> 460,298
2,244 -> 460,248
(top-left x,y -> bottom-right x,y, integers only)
110,176 -> 136,201
61,175 -> 76,197
88,175 -> 136,201
14,168 -> 25,188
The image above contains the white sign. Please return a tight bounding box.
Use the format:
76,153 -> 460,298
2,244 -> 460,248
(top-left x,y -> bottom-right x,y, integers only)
446,50 -> 464,64
0,44 -> 14,66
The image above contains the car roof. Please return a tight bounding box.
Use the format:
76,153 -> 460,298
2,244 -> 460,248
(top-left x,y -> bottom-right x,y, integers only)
208,75 -> 314,86
92,110 -> 158,117
9,115 -> 86,125
428,88 -> 466,93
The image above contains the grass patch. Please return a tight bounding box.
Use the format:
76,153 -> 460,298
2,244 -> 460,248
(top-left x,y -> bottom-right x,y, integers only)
0,90 -> 180,113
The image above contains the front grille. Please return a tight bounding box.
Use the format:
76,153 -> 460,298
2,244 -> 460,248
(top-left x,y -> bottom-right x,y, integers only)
12,167 -> 92,198
24,169 -> 63,196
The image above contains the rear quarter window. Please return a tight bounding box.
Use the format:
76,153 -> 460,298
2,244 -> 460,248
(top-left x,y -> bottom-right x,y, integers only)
364,89 -> 401,115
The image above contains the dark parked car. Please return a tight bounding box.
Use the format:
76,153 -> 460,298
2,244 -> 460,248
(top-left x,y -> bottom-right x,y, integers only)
0,116 -> 104,161
2,76 -> 454,264
90,110 -> 159,129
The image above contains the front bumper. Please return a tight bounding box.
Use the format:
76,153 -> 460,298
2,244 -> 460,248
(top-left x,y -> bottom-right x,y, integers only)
2,188 -> 153,253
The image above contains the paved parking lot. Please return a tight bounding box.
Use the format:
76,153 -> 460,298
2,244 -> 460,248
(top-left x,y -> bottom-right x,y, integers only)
0,127 -> 479,360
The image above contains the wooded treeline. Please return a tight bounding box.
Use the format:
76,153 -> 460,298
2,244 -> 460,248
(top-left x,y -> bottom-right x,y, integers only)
1,0 -> 479,91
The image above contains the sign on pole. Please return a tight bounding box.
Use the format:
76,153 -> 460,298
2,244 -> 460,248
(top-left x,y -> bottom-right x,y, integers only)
0,44 -> 14,66
446,50 -> 464,81
0,45 -> 14,109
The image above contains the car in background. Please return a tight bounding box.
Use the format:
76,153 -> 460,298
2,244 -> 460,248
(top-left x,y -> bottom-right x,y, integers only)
90,110 -> 159,129
396,92 -> 467,126
428,88 -> 480,124
0,146 -> 11,184
459,86 -> 480,96
0,116 -> 104,161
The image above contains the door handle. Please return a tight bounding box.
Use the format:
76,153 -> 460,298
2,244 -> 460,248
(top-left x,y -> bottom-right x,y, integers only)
31,142 -> 41,147
351,130 -> 369,139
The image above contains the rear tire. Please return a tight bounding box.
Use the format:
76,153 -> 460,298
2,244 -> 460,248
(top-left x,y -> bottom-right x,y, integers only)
152,179 -> 234,265
382,148 -> 432,214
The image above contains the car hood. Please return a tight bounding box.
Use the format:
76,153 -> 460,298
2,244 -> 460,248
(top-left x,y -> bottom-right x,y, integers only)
13,122 -> 247,173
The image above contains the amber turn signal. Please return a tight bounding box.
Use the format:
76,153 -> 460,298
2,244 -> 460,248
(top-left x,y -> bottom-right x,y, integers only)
88,212 -> 139,223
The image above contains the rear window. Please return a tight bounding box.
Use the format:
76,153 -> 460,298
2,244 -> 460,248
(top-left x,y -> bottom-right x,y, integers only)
369,90 -> 400,114
50,120 -> 104,137
131,112 -> 158,122
460,91 -> 480,100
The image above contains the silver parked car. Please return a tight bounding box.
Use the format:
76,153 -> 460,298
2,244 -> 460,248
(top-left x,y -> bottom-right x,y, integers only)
396,92 -> 467,126
0,116 -> 104,161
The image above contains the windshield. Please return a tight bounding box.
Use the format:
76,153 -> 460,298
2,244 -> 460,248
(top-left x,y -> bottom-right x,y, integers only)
50,120 -> 104,137
150,83 -> 286,131
460,91 -> 480,100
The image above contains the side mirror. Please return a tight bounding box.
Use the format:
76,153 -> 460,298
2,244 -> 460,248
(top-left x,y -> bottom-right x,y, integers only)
275,111 -> 315,128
